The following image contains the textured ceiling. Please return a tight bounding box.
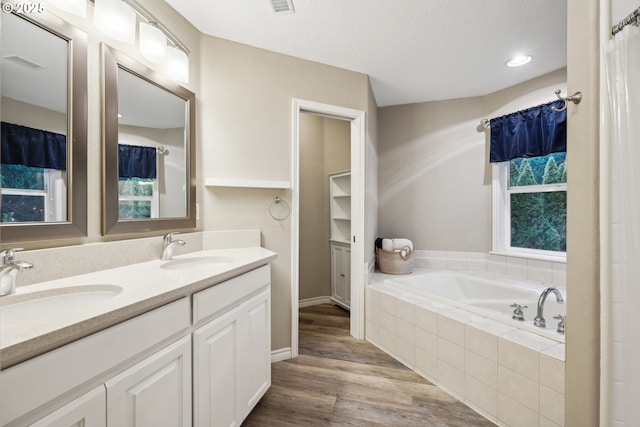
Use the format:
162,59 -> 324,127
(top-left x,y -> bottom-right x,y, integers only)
165,0 -> 567,106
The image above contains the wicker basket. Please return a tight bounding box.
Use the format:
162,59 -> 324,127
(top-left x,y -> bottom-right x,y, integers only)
377,246 -> 414,274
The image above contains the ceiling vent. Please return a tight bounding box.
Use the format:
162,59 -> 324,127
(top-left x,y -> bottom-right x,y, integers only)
269,0 -> 294,14
3,55 -> 45,70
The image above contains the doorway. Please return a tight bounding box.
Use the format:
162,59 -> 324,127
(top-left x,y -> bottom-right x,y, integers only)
291,99 -> 365,358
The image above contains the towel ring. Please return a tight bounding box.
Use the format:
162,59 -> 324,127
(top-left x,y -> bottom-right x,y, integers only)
269,196 -> 290,221
551,89 -> 583,112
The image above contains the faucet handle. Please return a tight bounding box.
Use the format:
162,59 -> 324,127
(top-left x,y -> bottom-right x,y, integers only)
553,314 -> 566,334
510,303 -> 528,321
0,248 -> 24,263
163,232 -> 180,243
510,303 -> 528,308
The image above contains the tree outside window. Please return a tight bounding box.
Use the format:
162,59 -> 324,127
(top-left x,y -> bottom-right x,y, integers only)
508,153 -> 567,253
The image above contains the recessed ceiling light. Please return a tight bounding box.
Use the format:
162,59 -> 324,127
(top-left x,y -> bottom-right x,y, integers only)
506,55 -> 532,67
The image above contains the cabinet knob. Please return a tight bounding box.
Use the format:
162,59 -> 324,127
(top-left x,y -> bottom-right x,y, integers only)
340,274 -> 345,277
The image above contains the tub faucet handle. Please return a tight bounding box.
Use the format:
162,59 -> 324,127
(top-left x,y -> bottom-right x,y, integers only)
553,314 -> 565,335
510,303 -> 527,321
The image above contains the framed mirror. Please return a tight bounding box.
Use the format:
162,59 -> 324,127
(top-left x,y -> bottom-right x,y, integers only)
102,44 -> 196,235
0,6 -> 87,242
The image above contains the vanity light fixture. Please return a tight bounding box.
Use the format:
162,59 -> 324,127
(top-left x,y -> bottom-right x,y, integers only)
75,0 -> 190,83
506,54 -> 532,67
139,22 -> 167,63
94,0 -> 136,43
48,0 -> 87,17
166,46 -> 189,83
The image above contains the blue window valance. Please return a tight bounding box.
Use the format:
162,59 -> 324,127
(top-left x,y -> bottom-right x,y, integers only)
118,144 -> 157,179
489,100 -> 567,163
1,121 -> 67,170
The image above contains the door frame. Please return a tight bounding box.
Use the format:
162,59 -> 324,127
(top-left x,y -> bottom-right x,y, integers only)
291,98 -> 366,358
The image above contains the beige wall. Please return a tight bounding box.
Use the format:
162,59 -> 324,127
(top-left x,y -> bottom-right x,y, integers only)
1,98 -> 67,134
565,0 -> 601,425
377,69 -> 567,252
299,114 -> 350,301
197,35 -> 372,350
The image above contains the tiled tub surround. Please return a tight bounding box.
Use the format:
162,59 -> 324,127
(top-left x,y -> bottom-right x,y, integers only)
385,270 -> 566,343
0,230 -> 275,368
367,272 -> 566,427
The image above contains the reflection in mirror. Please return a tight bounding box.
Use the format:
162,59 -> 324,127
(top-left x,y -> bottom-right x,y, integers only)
0,10 -> 87,242
117,68 -> 187,220
102,44 -> 195,235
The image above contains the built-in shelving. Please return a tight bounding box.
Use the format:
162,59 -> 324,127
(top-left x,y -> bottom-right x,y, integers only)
204,178 -> 291,189
329,170 -> 351,245
329,170 -> 351,311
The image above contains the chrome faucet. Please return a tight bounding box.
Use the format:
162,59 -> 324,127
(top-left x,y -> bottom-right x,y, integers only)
161,232 -> 185,260
0,248 -> 34,296
533,287 -> 564,328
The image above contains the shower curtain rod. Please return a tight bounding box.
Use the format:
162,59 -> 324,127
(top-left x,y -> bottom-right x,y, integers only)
611,5 -> 640,36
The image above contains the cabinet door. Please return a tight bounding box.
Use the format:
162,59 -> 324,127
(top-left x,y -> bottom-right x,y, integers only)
240,289 -> 271,417
105,336 -> 192,427
193,305 -> 242,427
331,244 -> 346,305
344,246 -> 351,307
30,386 -> 106,427
331,243 -> 350,310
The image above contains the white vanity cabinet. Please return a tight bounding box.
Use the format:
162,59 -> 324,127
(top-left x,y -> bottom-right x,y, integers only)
192,266 -> 271,427
0,298 -> 191,427
0,261 -> 273,427
105,336 -> 192,427
330,241 -> 351,310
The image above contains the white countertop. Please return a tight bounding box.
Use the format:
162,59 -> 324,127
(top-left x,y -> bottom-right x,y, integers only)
0,247 -> 277,369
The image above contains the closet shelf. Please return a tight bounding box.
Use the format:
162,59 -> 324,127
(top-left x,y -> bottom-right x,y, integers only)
204,178 -> 291,189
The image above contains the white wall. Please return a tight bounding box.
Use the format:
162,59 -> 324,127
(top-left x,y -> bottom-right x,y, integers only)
377,69 -> 567,252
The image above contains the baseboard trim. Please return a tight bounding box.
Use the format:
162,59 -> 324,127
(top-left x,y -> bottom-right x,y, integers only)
298,296 -> 332,308
271,347 -> 292,363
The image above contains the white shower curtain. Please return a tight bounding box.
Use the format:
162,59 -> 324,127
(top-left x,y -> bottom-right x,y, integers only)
604,22 -> 640,426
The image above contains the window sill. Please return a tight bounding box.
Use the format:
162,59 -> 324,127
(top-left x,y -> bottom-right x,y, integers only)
489,250 -> 566,264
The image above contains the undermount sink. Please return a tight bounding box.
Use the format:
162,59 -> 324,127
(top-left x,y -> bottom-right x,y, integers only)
161,256 -> 234,271
0,285 -> 123,326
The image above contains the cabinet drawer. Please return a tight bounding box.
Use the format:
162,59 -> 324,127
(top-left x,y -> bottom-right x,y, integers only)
192,265 -> 270,326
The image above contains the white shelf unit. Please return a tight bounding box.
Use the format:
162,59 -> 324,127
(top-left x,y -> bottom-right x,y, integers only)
329,170 -> 351,311
329,170 -> 351,244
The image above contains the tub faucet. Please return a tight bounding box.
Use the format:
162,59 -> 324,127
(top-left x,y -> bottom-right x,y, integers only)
161,232 -> 186,260
0,248 -> 34,296
533,287 -> 564,328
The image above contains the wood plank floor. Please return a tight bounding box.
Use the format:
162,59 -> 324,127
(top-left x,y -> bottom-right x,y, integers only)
243,304 -> 495,426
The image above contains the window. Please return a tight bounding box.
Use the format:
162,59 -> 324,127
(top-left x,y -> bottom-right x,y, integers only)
1,164 -> 66,222
118,177 -> 158,219
493,153 -> 567,259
